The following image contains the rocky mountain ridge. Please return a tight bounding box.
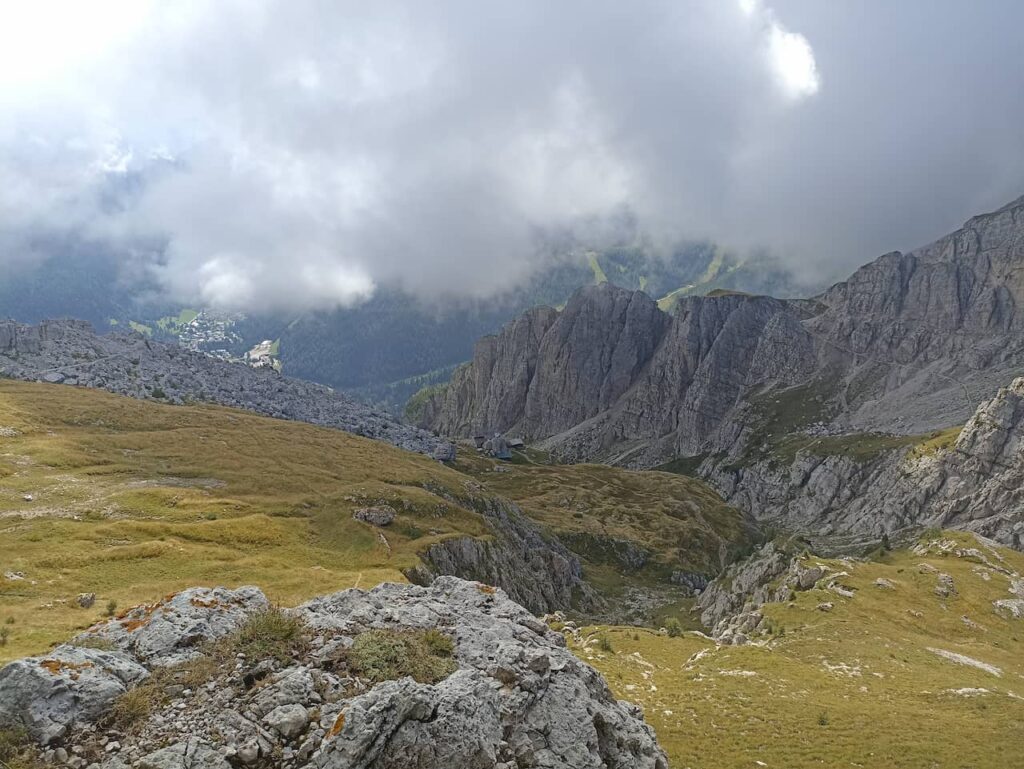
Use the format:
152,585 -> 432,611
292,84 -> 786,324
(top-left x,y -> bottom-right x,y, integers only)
0,319 -> 441,456
705,377 -> 1024,550
419,195 -> 1024,466
0,578 -> 667,769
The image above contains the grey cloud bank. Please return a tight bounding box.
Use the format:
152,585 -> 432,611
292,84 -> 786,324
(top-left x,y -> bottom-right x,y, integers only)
1,1 -> 1023,311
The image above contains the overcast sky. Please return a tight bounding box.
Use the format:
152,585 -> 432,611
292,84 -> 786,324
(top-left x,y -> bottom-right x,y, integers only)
2,0 -> 1023,311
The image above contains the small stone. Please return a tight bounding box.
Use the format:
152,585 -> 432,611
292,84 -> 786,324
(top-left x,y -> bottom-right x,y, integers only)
54,747 -> 69,763
817,602 -> 834,612
873,578 -> 895,590
263,703 -> 309,739
76,593 -> 96,609
237,743 -> 259,765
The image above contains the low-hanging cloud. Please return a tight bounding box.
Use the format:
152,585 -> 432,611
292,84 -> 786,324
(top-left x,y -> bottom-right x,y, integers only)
2,1 -> 1024,311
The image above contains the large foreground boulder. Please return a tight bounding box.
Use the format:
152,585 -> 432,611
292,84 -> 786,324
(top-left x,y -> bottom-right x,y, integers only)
0,646 -> 149,744
0,578 -> 668,769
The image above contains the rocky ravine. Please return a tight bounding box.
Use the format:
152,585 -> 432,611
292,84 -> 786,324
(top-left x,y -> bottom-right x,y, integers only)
420,195 -> 1024,466
406,492 -> 594,615
0,319 -> 441,456
705,377 -> 1024,550
0,578 -> 667,769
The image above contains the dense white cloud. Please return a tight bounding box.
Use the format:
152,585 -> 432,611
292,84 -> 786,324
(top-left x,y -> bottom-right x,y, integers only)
1,1 -> 1023,310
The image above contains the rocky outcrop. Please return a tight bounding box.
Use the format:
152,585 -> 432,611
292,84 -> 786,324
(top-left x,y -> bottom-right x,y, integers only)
706,377 -> 1024,549
0,319 -> 441,455
0,578 -> 667,769
407,495 -> 595,615
421,196 -> 1024,467
0,646 -> 149,745
422,284 -> 816,465
76,586 -> 270,666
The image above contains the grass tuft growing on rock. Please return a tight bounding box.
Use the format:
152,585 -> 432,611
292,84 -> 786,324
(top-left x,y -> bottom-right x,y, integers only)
230,608 -> 307,665
0,727 -> 44,769
348,628 -> 456,684
102,686 -> 157,732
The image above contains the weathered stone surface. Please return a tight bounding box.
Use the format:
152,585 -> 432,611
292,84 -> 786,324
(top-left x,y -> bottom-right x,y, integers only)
352,505 -> 396,527
74,586 -> 269,666
404,495 -> 594,615
707,377 -> 1024,550
300,578 -> 666,769
137,739 -> 230,769
0,645 -> 149,744
263,703 -> 309,739
1,578 -> 667,769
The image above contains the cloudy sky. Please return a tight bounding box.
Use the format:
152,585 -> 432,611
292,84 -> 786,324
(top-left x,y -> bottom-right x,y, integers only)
2,0 -> 1023,311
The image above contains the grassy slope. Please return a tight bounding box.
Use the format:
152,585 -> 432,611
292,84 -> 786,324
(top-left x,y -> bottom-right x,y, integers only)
0,382 -> 749,662
576,532 -> 1024,769
0,381 -> 489,662
453,452 -> 755,595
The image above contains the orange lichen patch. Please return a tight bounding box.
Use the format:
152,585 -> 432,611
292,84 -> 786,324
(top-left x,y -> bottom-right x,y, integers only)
189,597 -> 220,609
163,591 -> 179,602
476,584 -> 497,595
39,659 -> 95,676
119,600 -> 162,632
328,710 -> 346,739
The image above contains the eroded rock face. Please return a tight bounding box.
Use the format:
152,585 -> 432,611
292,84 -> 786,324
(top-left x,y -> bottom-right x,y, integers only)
405,496 -> 594,615
0,579 -> 667,769
420,196 -> 1024,472
706,377 -> 1024,550
0,646 -> 149,744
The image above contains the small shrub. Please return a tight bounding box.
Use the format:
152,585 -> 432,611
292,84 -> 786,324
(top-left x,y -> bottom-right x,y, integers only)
231,608 -> 307,664
150,387 -> 167,399
105,600 -> 118,617
596,634 -> 614,653
348,628 -> 456,684
103,686 -> 157,731
817,711 -> 830,726
0,726 -> 43,769
4,616 -> 14,624
665,618 -> 683,638
0,626 -> 9,646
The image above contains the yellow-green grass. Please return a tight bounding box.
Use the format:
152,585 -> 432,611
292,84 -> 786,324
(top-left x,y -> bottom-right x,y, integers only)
575,532 -> 1024,769
453,453 -> 753,591
587,253 -> 609,284
0,381 -> 492,662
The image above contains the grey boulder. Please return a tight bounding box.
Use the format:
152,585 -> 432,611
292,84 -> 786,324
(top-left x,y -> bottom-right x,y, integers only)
0,645 -> 148,744
74,586 -> 269,666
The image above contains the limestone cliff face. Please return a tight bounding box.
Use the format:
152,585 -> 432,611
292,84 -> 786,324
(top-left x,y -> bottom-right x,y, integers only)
421,196 -> 1024,466
706,378 -> 1024,549
422,285 -> 815,465
809,195 -> 1024,433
